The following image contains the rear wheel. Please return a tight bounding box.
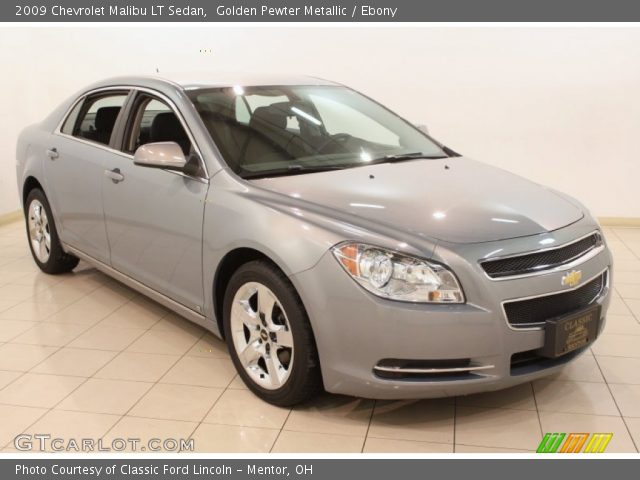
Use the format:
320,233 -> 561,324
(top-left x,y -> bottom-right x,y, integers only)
25,189 -> 79,274
223,260 -> 322,406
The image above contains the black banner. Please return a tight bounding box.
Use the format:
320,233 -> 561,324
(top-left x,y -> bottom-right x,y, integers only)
4,0 -> 640,22
3,459 -> 640,480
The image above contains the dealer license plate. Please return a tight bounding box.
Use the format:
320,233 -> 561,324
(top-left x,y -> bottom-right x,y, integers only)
538,305 -> 601,359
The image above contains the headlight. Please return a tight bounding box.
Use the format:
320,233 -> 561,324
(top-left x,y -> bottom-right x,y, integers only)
332,243 -> 464,303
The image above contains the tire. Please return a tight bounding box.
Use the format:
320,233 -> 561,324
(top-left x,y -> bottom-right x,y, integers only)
223,260 -> 322,406
24,188 -> 79,274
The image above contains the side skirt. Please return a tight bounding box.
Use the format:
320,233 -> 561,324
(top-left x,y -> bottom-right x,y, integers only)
64,244 -> 221,336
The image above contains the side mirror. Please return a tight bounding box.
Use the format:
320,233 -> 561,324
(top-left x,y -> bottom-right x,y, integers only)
133,142 -> 186,171
416,124 -> 429,135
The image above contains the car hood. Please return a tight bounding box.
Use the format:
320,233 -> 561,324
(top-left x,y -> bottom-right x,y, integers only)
250,157 -> 583,244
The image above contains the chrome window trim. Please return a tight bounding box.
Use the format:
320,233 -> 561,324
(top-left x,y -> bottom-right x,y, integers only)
53,85 -> 210,182
480,231 -> 604,281
500,267 -> 609,332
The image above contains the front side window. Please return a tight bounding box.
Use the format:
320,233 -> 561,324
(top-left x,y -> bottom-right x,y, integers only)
188,85 -> 446,178
68,93 -> 128,146
124,95 -> 192,156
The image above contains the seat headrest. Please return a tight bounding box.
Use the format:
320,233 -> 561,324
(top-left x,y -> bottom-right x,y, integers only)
249,105 -> 288,131
150,112 -> 186,143
94,106 -> 121,132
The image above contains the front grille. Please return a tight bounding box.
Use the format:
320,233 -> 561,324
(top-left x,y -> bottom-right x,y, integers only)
504,272 -> 606,328
481,233 -> 601,278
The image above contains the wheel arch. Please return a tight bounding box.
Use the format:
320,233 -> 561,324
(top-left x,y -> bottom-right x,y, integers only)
212,247 -> 300,339
22,176 -> 45,208
213,247 -> 281,338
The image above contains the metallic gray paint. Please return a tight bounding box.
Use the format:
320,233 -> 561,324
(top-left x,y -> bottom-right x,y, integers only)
16,75 -> 613,399
102,153 -> 207,311
251,157 -> 584,244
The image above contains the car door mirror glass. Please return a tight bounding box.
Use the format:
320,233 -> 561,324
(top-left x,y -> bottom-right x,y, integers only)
133,142 -> 187,171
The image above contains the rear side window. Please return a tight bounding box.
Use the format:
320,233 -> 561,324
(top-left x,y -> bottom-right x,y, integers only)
65,93 -> 128,146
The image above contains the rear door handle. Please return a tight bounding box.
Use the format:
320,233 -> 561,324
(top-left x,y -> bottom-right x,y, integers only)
104,168 -> 125,184
46,148 -> 59,160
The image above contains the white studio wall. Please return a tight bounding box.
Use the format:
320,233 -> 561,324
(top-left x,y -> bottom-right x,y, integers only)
1,26 -> 639,218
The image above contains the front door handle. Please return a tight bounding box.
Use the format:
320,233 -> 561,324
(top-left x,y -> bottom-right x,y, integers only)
104,168 -> 125,184
46,148 -> 59,160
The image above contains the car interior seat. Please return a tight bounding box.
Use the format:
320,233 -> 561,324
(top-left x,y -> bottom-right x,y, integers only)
149,112 -> 191,155
91,106 -> 121,145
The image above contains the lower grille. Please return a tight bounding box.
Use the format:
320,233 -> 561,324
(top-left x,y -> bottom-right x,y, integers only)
511,347 -> 587,376
504,271 -> 607,328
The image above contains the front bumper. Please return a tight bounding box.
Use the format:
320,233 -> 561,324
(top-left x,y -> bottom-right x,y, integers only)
290,224 -> 612,399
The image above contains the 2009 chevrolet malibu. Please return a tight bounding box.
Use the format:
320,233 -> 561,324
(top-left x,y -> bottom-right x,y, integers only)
16,74 -> 612,405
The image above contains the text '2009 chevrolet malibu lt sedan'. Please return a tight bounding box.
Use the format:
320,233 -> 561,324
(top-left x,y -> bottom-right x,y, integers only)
16,74 -> 612,405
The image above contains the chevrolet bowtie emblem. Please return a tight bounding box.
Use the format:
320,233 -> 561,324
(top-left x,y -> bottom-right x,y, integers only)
561,270 -> 583,288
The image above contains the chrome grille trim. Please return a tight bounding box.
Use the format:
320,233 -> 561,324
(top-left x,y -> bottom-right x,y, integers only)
480,231 -> 604,281
373,364 -> 494,374
500,267 -> 609,331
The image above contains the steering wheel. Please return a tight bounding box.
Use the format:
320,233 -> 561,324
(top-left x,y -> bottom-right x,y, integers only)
316,133 -> 352,154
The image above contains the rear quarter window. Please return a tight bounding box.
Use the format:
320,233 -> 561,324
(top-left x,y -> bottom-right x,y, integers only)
60,100 -> 83,135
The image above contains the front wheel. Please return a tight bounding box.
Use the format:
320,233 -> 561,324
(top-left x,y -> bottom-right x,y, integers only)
24,189 -> 79,274
223,260 -> 322,406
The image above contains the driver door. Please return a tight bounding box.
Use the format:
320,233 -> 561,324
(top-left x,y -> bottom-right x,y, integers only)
101,90 -> 208,312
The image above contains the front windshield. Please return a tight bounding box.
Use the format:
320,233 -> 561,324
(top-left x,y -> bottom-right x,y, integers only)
187,85 -> 447,178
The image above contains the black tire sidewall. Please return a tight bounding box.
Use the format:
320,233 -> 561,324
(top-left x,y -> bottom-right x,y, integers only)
223,261 -> 320,406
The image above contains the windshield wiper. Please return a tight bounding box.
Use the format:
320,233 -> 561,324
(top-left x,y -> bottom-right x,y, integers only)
368,152 -> 448,165
241,153 -> 449,179
241,164 -> 348,179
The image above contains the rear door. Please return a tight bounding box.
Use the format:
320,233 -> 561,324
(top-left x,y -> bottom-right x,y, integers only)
101,89 -> 208,312
46,90 -> 130,263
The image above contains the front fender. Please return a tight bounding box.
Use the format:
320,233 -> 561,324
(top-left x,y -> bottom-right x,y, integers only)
201,169 -> 438,322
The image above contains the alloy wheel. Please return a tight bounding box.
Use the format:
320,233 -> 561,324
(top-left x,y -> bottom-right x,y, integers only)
230,281 -> 294,390
28,199 -> 51,263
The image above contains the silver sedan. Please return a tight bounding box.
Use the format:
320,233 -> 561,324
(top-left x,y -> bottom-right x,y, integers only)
16,74 -> 612,405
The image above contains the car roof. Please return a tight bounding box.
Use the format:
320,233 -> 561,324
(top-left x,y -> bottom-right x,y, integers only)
162,72 -> 339,89
86,72 -> 340,93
